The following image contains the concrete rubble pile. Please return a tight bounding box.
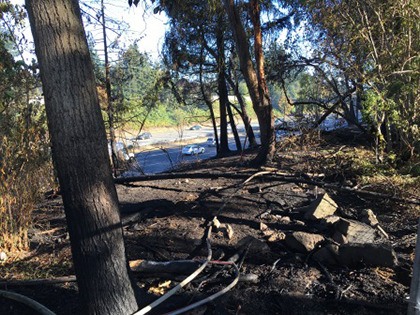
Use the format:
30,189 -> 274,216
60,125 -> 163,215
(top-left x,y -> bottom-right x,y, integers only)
263,193 -> 397,267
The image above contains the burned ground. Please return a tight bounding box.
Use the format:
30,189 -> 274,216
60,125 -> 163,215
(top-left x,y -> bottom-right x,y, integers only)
1,130 -> 419,314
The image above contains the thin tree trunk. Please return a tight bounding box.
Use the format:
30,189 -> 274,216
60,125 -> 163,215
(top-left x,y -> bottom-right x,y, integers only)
216,21 -> 230,156
101,0 -> 119,176
227,102 -> 242,151
226,73 -> 258,148
199,68 -> 219,154
25,1 -> 139,314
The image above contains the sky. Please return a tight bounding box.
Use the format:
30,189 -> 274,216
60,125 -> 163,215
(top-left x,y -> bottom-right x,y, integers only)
10,0 -> 168,62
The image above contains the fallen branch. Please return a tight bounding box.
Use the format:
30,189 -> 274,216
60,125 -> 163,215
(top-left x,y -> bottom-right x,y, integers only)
0,260 -> 201,287
129,259 -> 201,275
115,171 -> 420,205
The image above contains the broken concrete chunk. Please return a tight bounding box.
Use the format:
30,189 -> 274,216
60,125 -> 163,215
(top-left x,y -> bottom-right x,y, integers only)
285,231 -> 325,253
337,243 -> 398,267
323,215 -> 341,226
332,231 -> 348,244
361,209 -> 379,227
335,218 -> 379,243
304,193 -> 338,220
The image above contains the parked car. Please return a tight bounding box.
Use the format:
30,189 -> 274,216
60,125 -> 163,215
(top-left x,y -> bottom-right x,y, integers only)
189,125 -> 202,130
136,132 -> 152,140
206,137 -> 216,147
109,142 -> 134,161
182,144 -> 205,155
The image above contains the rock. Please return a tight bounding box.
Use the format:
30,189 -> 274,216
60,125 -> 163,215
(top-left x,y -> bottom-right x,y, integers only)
323,215 -> 341,226
337,243 -> 398,267
361,209 -> 379,227
212,217 -> 221,229
225,224 -> 234,239
285,231 -> 325,253
335,218 -> 379,243
304,193 -> 338,220
294,220 -> 305,226
267,231 -> 286,242
260,222 -> 269,231
0,251 -> 7,262
332,231 -> 348,244
279,216 -> 291,224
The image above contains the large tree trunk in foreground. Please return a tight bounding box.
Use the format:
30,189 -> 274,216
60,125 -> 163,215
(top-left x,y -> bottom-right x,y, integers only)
223,0 -> 275,165
25,1 -> 139,314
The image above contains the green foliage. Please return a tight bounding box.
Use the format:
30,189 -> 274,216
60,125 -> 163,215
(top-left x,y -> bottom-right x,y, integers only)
296,0 -> 420,159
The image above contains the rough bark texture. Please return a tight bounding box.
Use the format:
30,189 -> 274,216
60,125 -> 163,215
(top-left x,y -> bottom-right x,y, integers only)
25,1 -> 139,314
223,0 -> 275,164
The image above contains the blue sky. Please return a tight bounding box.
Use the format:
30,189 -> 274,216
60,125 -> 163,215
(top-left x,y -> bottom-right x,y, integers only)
10,0 -> 168,62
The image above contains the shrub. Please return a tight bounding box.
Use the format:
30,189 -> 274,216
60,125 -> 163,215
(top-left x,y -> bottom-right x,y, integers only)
0,129 -> 54,253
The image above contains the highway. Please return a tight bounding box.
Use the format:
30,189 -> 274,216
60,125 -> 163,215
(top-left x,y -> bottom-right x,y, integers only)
122,125 -> 256,175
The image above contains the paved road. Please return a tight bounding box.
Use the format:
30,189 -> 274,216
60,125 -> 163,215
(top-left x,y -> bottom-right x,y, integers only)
125,137 -> 249,175
119,124 -> 259,175
119,117 -> 349,176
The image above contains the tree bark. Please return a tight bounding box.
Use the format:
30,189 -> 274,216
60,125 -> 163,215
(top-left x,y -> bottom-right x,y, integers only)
216,20 -> 230,156
25,1 -> 139,314
101,0 -> 119,176
225,71 -> 258,148
223,0 -> 275,165
227,101 -> 242,151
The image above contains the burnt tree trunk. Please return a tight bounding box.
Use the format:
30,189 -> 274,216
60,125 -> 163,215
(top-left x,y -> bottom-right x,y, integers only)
25,1 -> 139,314
223,0 -> 275,165
216,20 -> 230,156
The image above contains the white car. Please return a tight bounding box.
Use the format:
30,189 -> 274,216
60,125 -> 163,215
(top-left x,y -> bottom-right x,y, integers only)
182,144 -> 205,155
109,142 -> 134,161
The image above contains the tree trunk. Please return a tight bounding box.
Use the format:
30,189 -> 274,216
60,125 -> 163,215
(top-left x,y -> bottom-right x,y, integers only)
25,1 -> 139,314
199,47 -> 219,154
225,72 -> 258,148
216,21 -> 230,156
101,0 -> 119,176
227,102 -> 242,151
223,0 -> 275,165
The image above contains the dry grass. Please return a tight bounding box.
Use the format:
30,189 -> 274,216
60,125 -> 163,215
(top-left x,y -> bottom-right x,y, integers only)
0,132 -> 54,254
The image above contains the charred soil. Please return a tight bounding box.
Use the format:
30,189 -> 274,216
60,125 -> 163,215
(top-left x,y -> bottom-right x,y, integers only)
1,128 -> 419,314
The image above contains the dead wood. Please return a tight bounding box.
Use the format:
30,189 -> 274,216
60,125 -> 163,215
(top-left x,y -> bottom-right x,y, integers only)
129,259 -> 201,275
0,260 -> 203,287
115,171 -> 420,205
